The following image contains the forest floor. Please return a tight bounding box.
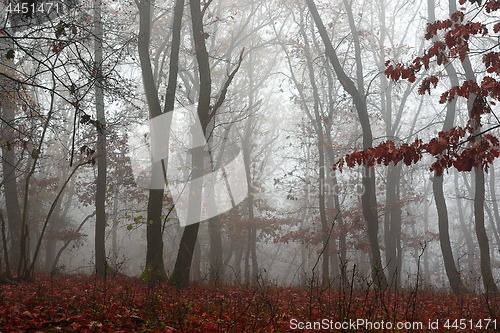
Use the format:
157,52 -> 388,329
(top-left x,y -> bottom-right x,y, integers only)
0,273 -> 499,332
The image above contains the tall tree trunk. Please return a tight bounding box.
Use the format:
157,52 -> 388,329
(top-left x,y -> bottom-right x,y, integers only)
0,36 -> 22,268
94,0 -> 108,276
305,0 -> 387,288
170,0 -> 211,288
427,0 -> 466,294
206,122 -> 224,284
137,0 -> 184,282
372,0 -> 405,288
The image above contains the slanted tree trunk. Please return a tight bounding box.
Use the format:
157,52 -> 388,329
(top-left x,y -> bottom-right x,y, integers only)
306,0 -> 387,288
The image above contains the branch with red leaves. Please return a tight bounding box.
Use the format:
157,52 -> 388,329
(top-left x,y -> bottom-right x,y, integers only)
333,124 -> 500,176
334,0 -> 500,176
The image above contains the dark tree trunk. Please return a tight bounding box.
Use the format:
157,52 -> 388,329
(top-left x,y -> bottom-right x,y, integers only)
170,0 -> 211,288
94,0 -> 107,276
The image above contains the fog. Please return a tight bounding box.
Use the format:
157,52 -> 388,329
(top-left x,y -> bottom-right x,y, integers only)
1,0 -> 499,295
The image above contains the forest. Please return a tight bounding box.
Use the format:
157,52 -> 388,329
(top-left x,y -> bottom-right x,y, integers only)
1,0 -> 500,331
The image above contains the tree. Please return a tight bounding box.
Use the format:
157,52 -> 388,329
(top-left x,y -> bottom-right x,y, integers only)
305,0 -> 388,288
137,0 -> 184,282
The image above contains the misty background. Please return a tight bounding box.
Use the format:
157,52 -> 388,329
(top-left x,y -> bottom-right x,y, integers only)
0,0 -> 499,294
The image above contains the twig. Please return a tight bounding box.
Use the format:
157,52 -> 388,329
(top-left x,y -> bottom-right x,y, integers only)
51,211 -> 96,273
203,48 -> 245,131
28,159 -> 91,278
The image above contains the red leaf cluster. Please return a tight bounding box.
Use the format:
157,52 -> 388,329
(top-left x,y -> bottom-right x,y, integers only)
334,125 -> 500,176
